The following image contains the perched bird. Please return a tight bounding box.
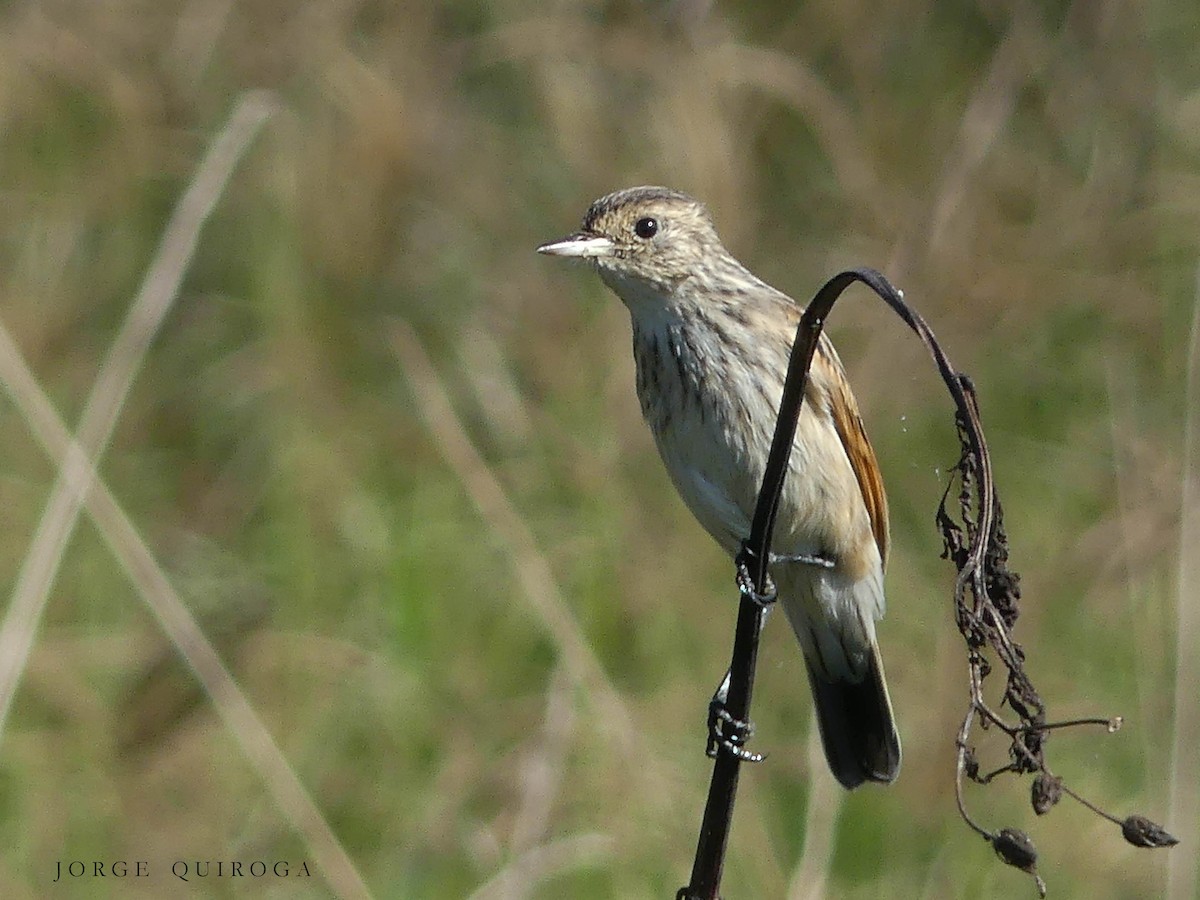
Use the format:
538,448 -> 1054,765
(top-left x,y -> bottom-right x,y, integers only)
537,186 -> 900,788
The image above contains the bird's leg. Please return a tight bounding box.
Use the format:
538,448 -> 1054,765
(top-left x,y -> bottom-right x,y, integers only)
714,543 -> 772,761
707,668 -> 765,762
735,544 -> 777,607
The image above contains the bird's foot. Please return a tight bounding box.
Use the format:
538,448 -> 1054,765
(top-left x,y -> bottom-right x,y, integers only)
707,700 -> 765,763
734,545 -> 777,607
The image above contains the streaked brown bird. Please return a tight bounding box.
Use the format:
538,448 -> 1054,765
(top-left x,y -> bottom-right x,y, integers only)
538,186 -> 900,788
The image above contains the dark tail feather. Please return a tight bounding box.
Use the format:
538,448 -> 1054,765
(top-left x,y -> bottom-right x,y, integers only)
805,643 -> 901,789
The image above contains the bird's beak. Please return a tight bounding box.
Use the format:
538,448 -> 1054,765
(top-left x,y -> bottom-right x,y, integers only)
536,232 -> 616,258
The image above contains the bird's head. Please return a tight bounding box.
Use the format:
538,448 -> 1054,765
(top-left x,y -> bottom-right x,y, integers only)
537,186 -> 731,307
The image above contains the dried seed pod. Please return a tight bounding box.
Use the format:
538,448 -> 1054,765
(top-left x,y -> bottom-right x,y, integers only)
1031,774 -> 1062,815
992,829 -> 1046,897
1121,815 -> 1179,849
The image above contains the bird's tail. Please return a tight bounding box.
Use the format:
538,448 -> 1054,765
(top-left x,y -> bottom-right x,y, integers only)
805,640 -> 901,790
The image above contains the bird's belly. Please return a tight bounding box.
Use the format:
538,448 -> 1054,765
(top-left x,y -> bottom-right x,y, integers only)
647,388 -> 866,569
653,417 -> 755,555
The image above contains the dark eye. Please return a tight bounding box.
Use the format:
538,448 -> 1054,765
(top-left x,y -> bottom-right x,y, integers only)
634,217 -> 658,239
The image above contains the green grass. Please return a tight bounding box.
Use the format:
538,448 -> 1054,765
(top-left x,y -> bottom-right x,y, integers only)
0,0 -> 1194,897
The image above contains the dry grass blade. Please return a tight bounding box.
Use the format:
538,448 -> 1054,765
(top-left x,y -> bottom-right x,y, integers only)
1166,270 -> 1200,900
927,14 -> 1048,254
785,726 -> 842,900
0,319 -> 372,900
712,44 -> 883,221
0,90 -> 276,740
388,321 -> 636,757
465,832 -> 614,900
510,665 -> 576,858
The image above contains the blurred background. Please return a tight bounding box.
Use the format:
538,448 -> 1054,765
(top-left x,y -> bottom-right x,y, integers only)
0,0 -> 1196,897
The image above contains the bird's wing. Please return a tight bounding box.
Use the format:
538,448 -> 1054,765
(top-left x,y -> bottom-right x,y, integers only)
821,337 -> 890,566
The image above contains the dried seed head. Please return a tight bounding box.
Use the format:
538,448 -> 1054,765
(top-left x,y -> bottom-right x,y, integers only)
1121,815 -> 1179,849
1031,774 -> 1063,816
992,829 -> 1046,898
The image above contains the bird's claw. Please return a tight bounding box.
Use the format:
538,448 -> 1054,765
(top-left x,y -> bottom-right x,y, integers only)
707,701 -> 765,763
734,547 -> 777,606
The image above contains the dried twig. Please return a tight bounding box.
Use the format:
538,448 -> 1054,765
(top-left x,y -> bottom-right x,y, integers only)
679,267 -> 1176,899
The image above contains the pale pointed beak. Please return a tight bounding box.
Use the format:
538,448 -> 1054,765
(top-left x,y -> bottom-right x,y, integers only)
536,232 -> 616,258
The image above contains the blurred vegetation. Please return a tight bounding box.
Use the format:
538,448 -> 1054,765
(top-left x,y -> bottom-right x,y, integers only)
0,0 -> 1196,897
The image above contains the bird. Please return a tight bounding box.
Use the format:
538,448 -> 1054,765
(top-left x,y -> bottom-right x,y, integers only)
536,186 -> 900,788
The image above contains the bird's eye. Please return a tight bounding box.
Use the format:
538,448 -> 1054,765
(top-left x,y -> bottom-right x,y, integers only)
634,217 -> 658,239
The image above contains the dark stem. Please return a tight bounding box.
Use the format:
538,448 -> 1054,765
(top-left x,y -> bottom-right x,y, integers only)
680,268 -> 906,899
682,597 -> 768,899
679,265 -> 1173,899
